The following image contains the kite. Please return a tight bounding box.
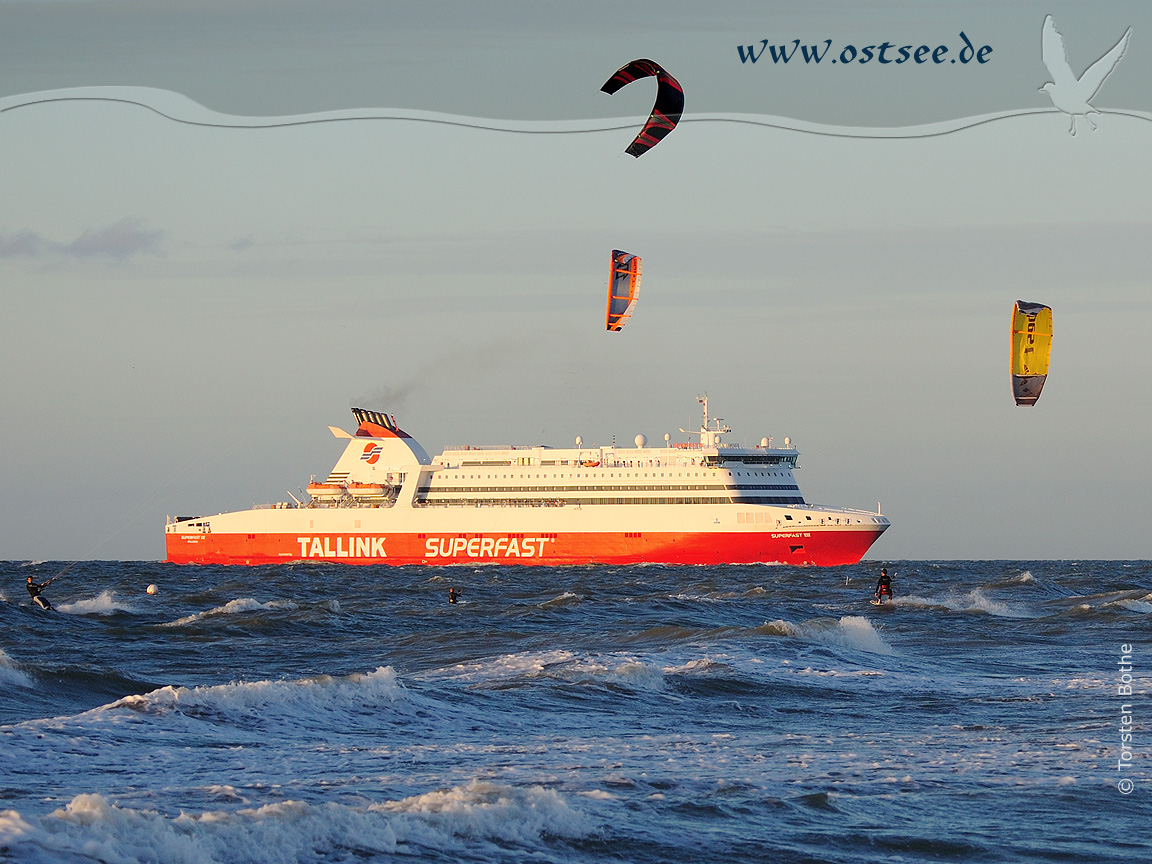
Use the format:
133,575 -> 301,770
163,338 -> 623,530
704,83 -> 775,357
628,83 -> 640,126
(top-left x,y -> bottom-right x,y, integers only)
600,59 -> 684,157
606,250 -> 641,331
1010,300 -> 1053,406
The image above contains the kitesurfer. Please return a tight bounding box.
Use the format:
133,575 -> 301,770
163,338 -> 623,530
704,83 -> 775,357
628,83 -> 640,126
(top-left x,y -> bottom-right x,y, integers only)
874,568 -> 892,605
26,576 -> 54,611
448,588 -> 461,605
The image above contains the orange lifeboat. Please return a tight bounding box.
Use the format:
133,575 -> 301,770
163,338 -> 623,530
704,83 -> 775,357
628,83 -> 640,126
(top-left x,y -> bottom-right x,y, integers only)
346,482 -> 387,498
306,482 -> 345,499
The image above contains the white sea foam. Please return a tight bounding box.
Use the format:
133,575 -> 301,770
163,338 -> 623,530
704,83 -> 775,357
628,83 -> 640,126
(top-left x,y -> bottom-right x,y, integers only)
889,589 -> 1032,618
793,667 -> 885,678
161,598 -> 299,627
663,656 -> 727,675
0,648 -> 34,688
374,779 -> 593,843
57,590 -> 137,615
0,781 -> 591,864
110,666 -> 407,728
201,785 -> 248,802
1116,593 -> 1152,613
426,649 -> 667,692
760,616 -> 895,655
430,649 -> 579,685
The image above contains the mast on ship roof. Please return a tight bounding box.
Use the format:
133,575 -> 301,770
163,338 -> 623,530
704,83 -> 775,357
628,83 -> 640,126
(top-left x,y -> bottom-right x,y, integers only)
679,395 -> 731,447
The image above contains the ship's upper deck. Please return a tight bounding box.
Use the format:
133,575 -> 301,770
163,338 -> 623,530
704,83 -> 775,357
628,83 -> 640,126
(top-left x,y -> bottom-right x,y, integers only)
432,442 -> 797,470
432,396 -> 796,470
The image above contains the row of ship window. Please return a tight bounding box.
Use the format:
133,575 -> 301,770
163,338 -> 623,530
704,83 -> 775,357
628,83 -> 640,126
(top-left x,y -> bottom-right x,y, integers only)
416,496 -> 807,507
418,484 -> 800,494
439,471 -> 793,479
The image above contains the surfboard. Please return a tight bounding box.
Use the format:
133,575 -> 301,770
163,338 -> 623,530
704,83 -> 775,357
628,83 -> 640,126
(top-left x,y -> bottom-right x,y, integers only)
869,599 -> 890,607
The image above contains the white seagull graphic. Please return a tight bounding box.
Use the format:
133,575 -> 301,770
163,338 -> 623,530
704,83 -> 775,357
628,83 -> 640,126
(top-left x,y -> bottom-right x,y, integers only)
1039,15 -> 1131,135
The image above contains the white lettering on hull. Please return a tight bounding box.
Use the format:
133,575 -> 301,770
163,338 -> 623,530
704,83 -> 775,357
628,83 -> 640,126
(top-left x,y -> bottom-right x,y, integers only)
296,536 -> 387,558
425,536 -> 555,559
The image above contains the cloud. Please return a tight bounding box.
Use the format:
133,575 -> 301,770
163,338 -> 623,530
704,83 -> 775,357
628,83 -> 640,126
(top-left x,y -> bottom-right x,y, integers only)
0,230 -> 45,258
0,218 -> 163,261
63,217 -> 163,260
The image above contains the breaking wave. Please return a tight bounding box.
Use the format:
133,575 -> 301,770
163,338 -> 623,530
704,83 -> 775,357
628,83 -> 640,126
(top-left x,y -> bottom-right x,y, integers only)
57,590 -> 137,615
1117,594 -> 1152,614
0,648 -> 34,689
758,615 -> 895,655
161,598 -> 299,627
107,666 -> 407,729
426,649 -> 667,693
0,780 -> 592,864
889,589 -> 1033,618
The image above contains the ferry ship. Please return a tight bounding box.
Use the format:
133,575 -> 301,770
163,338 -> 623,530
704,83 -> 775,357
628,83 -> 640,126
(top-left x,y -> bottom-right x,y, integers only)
166,399 -> 889,566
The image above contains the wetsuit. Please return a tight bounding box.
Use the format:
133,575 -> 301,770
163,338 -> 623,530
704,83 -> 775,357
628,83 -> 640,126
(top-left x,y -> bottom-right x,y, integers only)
874,573 -> 892,604
448,589 -> 461,605
26,579 -> 54,611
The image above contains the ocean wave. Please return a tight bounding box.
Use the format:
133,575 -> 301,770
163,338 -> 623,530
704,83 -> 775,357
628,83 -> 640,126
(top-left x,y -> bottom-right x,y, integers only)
57,590 -> 137,615
160,598 -> 299,627
0,648 -> 34,689
108,666 -> 408,728
889,589 -> 1033,618
539,591 -> 583,608
374,779 -> 593,843
1038,589 -> 1152,616
626,623 -> 706,644
1102,592 -> 1152,613
0,780 -> 591,864
757,616 -> 895,655
428,649 -> 666,693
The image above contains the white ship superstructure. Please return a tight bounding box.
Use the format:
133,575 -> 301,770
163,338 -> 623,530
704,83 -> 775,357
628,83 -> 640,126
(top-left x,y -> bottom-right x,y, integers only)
167,399 -> 889,566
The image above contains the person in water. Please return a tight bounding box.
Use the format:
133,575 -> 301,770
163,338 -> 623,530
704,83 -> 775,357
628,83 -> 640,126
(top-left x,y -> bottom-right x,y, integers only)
874,568 -> 892,605
26,576 -> 54,611
448,588 -> 461,605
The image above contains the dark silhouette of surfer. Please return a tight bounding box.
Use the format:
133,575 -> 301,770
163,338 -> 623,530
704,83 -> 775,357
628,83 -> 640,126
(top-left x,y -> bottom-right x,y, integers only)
448,588 -> 461,605
26,576 -> 55,611
874,568 -> 892,605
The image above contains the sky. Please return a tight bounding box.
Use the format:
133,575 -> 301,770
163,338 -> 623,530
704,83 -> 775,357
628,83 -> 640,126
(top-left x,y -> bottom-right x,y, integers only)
1,1 -> 1150,560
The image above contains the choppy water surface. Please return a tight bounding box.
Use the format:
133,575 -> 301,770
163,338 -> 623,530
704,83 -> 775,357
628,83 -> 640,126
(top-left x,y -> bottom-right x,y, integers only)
1,560 -> 1149,862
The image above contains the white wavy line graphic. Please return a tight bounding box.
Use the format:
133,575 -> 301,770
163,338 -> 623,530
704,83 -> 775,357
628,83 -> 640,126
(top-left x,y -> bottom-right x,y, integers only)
2,87 -> 1150,140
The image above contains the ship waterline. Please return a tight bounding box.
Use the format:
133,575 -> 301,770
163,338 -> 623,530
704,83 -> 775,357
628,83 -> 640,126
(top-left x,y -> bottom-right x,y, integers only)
166,400 -> 889,566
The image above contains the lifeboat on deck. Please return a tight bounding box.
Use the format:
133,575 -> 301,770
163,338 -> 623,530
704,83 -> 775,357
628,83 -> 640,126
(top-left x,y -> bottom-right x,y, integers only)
347,482 -> 388,498
306,482 -> 345,499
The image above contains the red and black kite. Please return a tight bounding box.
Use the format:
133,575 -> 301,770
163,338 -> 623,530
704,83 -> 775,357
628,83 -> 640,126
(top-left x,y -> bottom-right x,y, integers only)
600,59 -> 684,157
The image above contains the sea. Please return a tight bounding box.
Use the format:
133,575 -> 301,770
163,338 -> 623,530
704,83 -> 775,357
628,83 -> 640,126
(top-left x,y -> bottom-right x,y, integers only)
1,560 -> 1149,863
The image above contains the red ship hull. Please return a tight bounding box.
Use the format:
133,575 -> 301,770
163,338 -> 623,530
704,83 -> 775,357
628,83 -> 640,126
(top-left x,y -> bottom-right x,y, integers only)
166,527 -> 886,567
